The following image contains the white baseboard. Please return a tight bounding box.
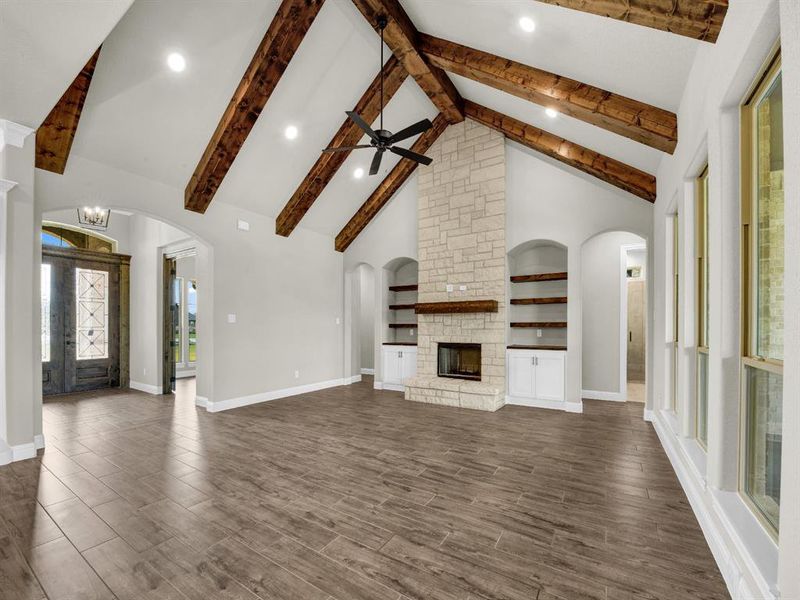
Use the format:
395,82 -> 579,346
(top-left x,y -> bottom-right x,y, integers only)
1,436 -> 44,466
34,434 -> 45,449
374,381 -> 383,390
506,396 -> 583,413
129,380 -> 162,395
360,368 -> 375,375
207,377 -> 350,413
381,382 -> 405,392
195,395 -> 208,408
345,374 -> 362,384
582,389 -> 625,402
651,411 -> 776,600
643,408 -> 655,422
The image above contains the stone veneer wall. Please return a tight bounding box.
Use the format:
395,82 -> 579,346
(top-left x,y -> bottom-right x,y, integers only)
405,119 -> 506,411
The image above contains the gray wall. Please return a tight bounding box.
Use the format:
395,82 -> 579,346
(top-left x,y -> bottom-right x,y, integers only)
358,264 -> 374,371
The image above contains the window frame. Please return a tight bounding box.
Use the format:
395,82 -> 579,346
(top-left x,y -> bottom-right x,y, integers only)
670,212 -> 679,412
696,165 -> 710,448
739,48 -> 783,537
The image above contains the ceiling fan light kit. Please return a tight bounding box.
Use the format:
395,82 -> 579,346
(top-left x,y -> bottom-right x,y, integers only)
322,15 -> 434,175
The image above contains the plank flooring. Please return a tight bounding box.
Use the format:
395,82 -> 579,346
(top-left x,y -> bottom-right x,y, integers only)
0,378 -> 729,599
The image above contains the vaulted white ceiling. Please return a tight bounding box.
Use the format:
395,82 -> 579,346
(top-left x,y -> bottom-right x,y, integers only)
12,0 -> 705,237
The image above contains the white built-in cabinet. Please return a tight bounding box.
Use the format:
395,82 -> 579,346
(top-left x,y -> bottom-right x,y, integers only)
382,345 -> 417,391
506,348 -> 565,405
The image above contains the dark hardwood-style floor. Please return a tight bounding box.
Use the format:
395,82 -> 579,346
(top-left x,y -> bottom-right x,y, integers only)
0,378 -> 729,600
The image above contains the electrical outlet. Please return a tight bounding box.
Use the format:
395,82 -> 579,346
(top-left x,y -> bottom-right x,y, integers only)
227,314 -> 236,324
294,370 -> 300,379
537,329 -> 542,338
143,368 -> 146,376
459,285 -> 467,291
335,317 -> 341,325
411,329 -> 415,336
446,284 -> 454,292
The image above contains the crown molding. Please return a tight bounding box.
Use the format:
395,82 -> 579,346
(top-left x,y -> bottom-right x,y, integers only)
0,119 -> 35,151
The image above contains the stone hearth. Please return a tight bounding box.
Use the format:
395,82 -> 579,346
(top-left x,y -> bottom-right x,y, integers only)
405,118 -> 506,412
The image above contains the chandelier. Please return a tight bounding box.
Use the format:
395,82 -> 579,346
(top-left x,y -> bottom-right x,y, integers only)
77,206 -> 111,230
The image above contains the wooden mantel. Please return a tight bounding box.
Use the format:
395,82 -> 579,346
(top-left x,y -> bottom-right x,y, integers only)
415,300 -> 499,314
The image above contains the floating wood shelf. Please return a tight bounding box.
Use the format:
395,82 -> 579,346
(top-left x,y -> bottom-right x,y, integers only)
415,300 -> 498,314
389,284 -> 418,292
507,344 -> 567,351
382,342 -> 417,346
389,323 -> 418,329
510,322 -> 567,328
389,304 -> 416,310
510,297 -> 567,305
510,272 -> 568,283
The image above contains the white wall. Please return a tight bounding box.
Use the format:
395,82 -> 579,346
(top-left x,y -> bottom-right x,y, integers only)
581,231 -> 644,396
648,1 -> 800,597
358,264 -> 374,371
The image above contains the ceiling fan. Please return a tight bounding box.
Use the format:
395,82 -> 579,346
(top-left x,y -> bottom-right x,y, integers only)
322,16 -> 433,176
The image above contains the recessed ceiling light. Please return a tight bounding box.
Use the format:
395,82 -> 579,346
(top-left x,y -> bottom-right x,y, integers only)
353,167 -> 365,179
545,108 -> 558,118
284,125 -> 298,140
519,17 -> 536,33
167,52 -> 186,73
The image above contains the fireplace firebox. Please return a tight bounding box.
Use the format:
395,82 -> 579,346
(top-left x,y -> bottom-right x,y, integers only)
437,343 -> 481,381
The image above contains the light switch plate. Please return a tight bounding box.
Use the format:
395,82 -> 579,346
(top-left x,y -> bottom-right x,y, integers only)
228,313 -> 237,324
459,285 -> 467,291
446,284 -> 454,292
237,219 -> 250,231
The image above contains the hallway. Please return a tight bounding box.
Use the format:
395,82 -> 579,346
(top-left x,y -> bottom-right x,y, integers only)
0,380 -> 728,599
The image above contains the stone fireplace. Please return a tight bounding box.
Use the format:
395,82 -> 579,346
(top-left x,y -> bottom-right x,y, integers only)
404,119 -> 506,411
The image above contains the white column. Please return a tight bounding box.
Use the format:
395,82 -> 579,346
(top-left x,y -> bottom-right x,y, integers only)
778,1 -> 800,596
0,119 -> 37,465
565,244 -> 582,410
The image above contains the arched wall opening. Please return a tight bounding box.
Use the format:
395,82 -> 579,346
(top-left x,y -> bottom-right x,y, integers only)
580,230 -> 648,404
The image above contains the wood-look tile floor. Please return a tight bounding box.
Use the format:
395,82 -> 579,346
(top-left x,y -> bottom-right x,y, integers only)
0,377 -> 729,600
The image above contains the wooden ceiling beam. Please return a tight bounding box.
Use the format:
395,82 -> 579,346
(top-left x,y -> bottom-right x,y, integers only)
464,101 -> 656,202
275,56 -> 408,237
184,0 -> 325,213
533,0 -> 728,43
35,48 -> 101,174
335,113 -> 448,252
350,0 -> 464,124
420,33 -> 677,154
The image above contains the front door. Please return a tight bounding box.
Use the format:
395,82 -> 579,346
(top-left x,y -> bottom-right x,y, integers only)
42,248 -> 128,395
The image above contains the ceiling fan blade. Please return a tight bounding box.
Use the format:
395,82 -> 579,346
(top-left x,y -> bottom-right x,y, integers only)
389,146 -> 433,166
388,118 -> 432,144
346,111 -> 380,142
321,144 -> 372,153
369,150 -> 384,176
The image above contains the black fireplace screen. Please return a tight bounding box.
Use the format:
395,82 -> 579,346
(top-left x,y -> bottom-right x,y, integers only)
437,343 -> 481,381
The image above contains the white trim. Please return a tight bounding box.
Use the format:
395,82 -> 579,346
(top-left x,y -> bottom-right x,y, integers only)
129,380 -> 162,395
374,381 -> 384,390
345,374 -> 362,384
176,369 -> 196,379
643,409 -> 655,422
195,395 -> 208,408
506,395 -> 583,413
581,389 -> 625,402
12,443 -> 36,461
382,382 -> 405,392
0,439 -> 11,466
651,410 -> 776,600
0,179 -> 18,196
206,377 -> 352,413
360,368 -> 375,375
0,119 -> 35,150
34,434 -> 45,449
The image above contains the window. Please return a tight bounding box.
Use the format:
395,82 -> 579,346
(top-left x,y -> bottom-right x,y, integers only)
187,280 -> 197,363
75,268 -> 109,360
741,51 -> 783,534
696,166 -> 709,447
671,212 -> 679,412
41,264 -> 52,362
41,232 -> 73,248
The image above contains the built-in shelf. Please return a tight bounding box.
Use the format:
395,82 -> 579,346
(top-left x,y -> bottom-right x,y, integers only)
510,272 -> 568,283
510,322 -> 567,328
415,300 -> 498,314
389,304 -> 416,310
510,297 -> 567,305
389,323 -> 418,329
507,344 -> 567,351
382,342 -> 417,346
389,284 -> 418,292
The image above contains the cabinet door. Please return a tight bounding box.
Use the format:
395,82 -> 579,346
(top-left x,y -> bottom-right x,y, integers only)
383,350 -> 402,384
401,350 -> 417,381
507,353 -> 535,398
534,353 -> 565,402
